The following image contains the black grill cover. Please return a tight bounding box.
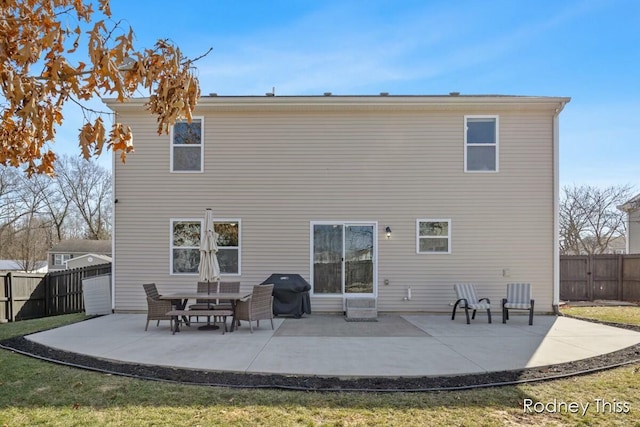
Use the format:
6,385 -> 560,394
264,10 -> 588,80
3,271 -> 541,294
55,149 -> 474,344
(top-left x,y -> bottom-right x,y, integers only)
259,274 -> 311,317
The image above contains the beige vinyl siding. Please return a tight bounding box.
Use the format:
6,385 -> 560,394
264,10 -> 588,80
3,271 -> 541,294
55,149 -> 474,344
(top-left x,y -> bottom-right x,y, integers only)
630,210 -> 640,254
109,97 -> 564,313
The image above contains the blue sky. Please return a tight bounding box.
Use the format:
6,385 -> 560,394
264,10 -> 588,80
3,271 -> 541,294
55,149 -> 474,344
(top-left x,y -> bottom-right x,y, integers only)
58,0 -> 639,190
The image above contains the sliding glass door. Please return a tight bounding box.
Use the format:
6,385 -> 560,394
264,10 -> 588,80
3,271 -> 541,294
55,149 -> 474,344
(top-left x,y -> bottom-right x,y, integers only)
312,222 -> 376,297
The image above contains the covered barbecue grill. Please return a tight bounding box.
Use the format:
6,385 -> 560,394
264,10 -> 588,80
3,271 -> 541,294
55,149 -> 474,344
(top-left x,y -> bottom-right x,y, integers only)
259,273 -> 311,318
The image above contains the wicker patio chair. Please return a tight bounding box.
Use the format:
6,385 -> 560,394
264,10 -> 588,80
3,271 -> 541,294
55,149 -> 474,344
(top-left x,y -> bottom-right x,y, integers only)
215,281 -> 241,309
188,281 -> 241,324
502,283 -> 535,325
189,281 -> 217,310
143,283 -> 172,331
188,281 -> 216,323
235,284 -> 274,333
451,283 -> 491,324
212,281 -> 241,325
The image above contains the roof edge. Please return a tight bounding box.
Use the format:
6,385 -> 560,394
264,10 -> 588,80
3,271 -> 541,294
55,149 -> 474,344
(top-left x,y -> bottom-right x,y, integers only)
104,94 -> 571,113
618,193 -> 640,212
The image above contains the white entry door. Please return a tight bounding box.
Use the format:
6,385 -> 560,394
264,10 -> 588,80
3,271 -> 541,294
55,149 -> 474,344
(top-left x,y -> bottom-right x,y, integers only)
311,222 -> 377,298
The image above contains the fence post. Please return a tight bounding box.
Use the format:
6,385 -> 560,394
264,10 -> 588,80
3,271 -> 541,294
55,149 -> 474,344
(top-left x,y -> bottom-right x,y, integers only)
586,256 -> 592,301
1,273 -> 9,323
618,254 -> 624,300
44,273 -> 50,316
7,272 -> 14,322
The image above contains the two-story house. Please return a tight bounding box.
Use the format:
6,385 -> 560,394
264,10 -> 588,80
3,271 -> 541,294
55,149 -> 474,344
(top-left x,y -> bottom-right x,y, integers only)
619,193 -> 640,254
105,94 -> 570,314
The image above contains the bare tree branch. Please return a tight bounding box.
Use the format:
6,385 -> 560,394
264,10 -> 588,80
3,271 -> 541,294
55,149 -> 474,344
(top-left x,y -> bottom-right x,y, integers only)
560,184 -> 634,255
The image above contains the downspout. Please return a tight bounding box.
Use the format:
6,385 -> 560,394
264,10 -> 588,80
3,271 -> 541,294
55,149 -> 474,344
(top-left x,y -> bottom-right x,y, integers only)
625,214 -> 630,254
111,139 -> 116,313
552,100 -> 569,315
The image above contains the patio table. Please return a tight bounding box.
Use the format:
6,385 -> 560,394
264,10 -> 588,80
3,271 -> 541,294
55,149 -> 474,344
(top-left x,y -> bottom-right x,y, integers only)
159,292 -> 251,332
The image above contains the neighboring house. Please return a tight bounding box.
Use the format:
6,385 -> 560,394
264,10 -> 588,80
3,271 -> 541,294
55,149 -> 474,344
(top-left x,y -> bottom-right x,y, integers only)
619,193 -> 640,254
562,235 -> 627,255
65,253 -> 112,270
605,236 -> 627,254
106,94 -> 570,313
48,239 -> 112,271
0,260 -> 47,273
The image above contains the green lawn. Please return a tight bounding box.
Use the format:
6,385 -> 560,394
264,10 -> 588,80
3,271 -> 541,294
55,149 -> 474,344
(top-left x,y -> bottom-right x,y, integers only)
1,311 -> 639,426
561,305 -> 640,326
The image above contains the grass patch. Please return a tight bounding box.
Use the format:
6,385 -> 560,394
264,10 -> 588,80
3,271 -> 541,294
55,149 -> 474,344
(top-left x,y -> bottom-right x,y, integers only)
0,313 -> 86,341
561,305 -> 640,326
1,313 -> 640,426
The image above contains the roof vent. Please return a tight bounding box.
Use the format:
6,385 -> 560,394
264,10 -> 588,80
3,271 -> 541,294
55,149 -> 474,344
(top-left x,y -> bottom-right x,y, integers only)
379,92 -> 389,96
209,93 -> 218,97
324,92 -> 332,96
265,92 -> 275,97
449,92 -> 460,96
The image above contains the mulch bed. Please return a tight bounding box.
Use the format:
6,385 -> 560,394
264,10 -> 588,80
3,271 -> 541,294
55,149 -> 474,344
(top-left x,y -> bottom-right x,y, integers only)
2,315 -> 640,392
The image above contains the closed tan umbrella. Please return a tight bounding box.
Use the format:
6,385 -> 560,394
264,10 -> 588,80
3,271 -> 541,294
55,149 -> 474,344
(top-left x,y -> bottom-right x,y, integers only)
198,208 -> 221,329
199,208 -> 220,284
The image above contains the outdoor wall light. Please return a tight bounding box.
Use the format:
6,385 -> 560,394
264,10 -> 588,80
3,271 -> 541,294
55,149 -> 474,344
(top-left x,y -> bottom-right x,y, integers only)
385,226 -> 392,239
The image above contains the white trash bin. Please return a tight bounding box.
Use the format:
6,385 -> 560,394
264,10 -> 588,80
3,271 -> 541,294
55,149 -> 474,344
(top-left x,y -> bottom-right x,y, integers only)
82,274 -> 112,315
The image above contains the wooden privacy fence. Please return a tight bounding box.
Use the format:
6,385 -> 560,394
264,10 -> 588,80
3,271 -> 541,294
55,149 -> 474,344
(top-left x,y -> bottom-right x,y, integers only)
0,263 -> 111,322
560,254 -> 640,302
313,260 -> 374,293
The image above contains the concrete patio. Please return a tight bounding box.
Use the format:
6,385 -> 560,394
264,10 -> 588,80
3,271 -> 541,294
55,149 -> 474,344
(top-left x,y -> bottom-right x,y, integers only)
23,313 -> 640,378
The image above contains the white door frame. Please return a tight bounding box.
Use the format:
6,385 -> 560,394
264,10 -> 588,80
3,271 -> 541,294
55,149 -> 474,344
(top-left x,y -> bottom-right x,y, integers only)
309,221 -> 378,302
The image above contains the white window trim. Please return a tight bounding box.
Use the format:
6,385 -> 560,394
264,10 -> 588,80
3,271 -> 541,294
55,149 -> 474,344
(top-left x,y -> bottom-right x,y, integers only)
169,217 -> 242,276
170,116 -> 204,173
416,219 -> 452,254
54,253 -> 71,265
464,115 -> 499,173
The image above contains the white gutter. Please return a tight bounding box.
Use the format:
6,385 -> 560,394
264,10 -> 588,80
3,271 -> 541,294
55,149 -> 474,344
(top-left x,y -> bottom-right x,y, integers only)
626,215 -> 630,254
553,99 -> 570,313
111,133 -> 116,312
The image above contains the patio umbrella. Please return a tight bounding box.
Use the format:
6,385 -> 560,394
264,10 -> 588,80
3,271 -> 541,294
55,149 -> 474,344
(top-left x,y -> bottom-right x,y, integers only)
198,208 -> 221,330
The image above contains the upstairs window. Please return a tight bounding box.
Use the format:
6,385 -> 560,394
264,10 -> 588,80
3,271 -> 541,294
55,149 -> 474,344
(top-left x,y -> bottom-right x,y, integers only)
465,116 -> 498,172
171,118 -> 203,172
